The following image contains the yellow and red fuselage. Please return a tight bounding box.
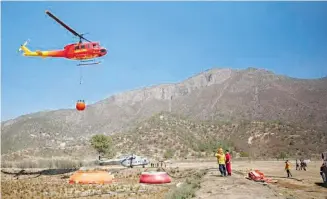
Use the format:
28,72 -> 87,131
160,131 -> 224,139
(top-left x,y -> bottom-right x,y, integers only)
20,42 -> 107,60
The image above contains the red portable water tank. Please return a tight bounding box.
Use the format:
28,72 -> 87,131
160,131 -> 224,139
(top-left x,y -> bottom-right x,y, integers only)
139,171 -> 171,184
76,100 -> 86,111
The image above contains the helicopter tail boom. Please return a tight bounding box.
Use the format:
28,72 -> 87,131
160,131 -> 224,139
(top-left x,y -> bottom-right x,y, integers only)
18,40 -> 65,58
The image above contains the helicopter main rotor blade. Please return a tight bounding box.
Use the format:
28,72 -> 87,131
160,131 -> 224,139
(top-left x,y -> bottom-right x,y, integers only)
45,10 -> 91,42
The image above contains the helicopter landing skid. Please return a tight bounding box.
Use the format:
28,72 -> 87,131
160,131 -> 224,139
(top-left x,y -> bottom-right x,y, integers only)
77,60 -> 101,66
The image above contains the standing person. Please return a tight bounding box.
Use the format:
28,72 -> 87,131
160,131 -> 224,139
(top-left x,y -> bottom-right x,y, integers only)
296,159 -> 299,170
215,148 -> 227,177
303,160 -> 307,171
300,159 -> 307,171
285,160 -> 292,178
225,150 -> 232,176
320,162 -> 327,184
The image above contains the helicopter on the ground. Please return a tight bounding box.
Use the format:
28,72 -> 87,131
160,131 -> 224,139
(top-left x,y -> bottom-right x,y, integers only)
97,154 -> 150,168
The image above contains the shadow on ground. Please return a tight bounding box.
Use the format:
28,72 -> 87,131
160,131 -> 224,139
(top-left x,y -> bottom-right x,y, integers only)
1,168 -> 78,178
265,175 -> 303,181
315,182 -> 327,188
210,174 -> 227,177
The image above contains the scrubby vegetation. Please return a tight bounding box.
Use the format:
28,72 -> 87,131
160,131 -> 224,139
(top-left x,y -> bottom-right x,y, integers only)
165,169 -> 208,199
2,112 -> 326,168
1,167 -> 206,199
111,112 -> 326,160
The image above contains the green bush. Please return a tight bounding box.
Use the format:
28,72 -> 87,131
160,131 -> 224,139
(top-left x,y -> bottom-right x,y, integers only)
196,140 -> 233,155
240,151 -> 249,157
215,141 -> 232,153
164,149 -> 175,159
278,152 -> 287,160
90,134 -> 115,158
165,183 -> 196,199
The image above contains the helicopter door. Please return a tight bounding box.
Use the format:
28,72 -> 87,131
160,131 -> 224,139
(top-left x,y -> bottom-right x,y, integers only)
79,44 -> 88,58
80,44 -> 86,51
72,44 -> 81,59
86,43 -> 94,55
74,44 -> 80,52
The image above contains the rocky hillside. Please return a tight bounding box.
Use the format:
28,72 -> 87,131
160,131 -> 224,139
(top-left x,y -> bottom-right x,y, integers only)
114,112 -> 327,159
2,112 -> 326,165
2,67 -> 327,158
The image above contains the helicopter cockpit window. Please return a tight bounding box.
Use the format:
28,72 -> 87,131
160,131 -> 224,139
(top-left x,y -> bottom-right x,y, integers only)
74,45 -> 80,50
81,45 -> 85,49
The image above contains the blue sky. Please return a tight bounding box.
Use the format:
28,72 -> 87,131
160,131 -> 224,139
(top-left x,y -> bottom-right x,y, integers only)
1,1 -> 327,121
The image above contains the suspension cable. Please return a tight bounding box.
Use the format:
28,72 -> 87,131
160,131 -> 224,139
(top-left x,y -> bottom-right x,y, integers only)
79,66 -> 83,85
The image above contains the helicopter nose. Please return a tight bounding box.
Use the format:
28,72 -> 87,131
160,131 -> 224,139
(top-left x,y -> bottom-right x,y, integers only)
100,48 -> 107,55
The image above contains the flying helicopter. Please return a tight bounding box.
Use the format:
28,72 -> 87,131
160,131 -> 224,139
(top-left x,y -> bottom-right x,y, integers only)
18,10 -> 107,66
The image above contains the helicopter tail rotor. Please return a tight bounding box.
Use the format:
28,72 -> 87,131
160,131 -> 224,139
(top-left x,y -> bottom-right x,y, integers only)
18,39 -> 31,53
18,39 -> 30,52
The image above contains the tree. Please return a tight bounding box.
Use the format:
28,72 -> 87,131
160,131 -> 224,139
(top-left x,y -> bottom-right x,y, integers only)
278,151 -> 287,160
90,134 -> 115,158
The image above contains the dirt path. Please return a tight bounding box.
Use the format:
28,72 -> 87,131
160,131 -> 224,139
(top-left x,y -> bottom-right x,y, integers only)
194,168 -> 284,199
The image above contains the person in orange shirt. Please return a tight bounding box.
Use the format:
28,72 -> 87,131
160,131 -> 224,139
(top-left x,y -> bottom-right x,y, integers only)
285,160 -> 292,178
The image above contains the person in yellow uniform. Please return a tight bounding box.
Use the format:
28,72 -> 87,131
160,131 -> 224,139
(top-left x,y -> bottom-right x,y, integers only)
215,148 -> 227,177
285,160 -> 292,178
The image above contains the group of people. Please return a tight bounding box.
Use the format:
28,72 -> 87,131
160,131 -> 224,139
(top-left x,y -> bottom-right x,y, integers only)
295,159 -> 307,171
284,159 -> 309,178
215,148 -> 232,176
214,149 -> 315,180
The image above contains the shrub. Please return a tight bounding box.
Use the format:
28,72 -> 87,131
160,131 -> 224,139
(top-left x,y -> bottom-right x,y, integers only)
164,149 -> 175,159
240,151 -> 249,157
278,151 -> 287,160
165,170 -> 207,199
90,134 -> 115,158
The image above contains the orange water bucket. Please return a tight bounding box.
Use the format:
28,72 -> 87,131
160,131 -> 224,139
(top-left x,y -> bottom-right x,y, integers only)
69,170 -> 114,184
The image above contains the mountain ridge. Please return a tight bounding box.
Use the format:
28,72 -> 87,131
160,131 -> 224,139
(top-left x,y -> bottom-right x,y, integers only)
1,67 -> 327,159
2,67 -> 326,123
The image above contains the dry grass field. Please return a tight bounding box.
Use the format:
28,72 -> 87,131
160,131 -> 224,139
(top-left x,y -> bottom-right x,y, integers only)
1,165 -> 207,199
1,160 -> 326,199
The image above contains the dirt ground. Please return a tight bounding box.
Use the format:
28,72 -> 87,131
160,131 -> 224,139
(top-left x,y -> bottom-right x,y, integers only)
191,160 -> 327,199
1,160 -> 326,199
